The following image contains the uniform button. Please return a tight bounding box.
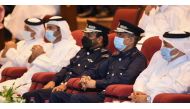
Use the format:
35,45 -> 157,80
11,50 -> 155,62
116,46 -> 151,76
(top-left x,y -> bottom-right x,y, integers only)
87,52 -> 90,55
78,64 -> 80,66
120,73 -> 123,76
69,72 -> 72,75
119,58 -> 122,61
85,65 -> 87,68
76,55 -> 80,58
107,72 -> 109,74
112,73 -> 114,76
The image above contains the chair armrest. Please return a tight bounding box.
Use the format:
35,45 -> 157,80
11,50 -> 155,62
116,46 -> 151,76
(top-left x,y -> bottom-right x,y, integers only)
153,93 -> 190,103
29,72 -> 56,92
0,67 -> 27,82
104,84 -> 133,102
31,72 -> 56,84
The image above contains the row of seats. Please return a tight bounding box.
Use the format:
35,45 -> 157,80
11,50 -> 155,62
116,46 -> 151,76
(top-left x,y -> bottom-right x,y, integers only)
1,8 -> 189,102
2,33 -> 189,103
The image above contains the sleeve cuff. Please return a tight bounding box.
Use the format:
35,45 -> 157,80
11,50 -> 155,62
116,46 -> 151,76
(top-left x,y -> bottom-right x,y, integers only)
96,80 -> 106,89
6,48 -> 17,61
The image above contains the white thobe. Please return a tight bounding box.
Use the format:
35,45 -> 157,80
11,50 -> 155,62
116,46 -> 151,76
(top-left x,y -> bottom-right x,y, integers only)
0,40 -> 80,95
133,51 -> 190,102
0,39 -> 45,80
137,6 -> 190,50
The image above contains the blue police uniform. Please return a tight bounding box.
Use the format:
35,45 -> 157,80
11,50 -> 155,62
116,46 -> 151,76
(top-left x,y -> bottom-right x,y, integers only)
49,47 -> 147,103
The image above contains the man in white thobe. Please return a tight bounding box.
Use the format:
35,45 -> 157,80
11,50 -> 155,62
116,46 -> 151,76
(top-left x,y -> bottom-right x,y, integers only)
5,5 -> 60,40
0,18 -> 46,80
131,31 -> 190,103
137,5 -> 190,49
0,16 -> 80,95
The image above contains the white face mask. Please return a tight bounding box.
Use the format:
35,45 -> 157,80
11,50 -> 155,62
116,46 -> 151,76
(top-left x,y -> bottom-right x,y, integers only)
22,30 -> 33,41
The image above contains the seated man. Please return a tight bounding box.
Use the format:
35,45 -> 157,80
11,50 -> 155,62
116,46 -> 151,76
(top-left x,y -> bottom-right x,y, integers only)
49,20 -> 147,103
0,16 -> 80,95
130,31 -> 190,103
0,18 -> 45,80
22,20 -> 111,103
137,5 -> 190,49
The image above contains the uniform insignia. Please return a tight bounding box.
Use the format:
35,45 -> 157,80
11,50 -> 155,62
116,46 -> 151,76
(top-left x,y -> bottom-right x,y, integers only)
101,54 -> 109,58
94,48 -> 100,51
101,48 -> 107,53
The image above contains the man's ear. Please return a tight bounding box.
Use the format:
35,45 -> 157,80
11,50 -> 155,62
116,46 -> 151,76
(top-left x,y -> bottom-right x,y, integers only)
129,37 -> 135,45
97,36 -> 103,43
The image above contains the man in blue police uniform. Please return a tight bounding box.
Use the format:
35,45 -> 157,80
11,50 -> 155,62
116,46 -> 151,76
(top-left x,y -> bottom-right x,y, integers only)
22,20 -> 110,103
49,20 -> 148,103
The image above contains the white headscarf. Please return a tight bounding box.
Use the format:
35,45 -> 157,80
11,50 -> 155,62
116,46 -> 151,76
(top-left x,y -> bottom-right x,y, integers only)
5,5 -> 60,40
24,18 -> 45,40
161,30 -> 190,56
45,16 -> 76,44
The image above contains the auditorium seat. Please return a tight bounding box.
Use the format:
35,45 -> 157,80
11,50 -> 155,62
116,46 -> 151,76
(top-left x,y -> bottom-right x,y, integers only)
104,84 -> 133,102
0,67 -> 27,83
71,29 -> 83,47
140,36 -> 162,64
104,84 -> 190,103
111,8 -> 141,31
153,93 -> 190,103
107,33 -> 116,53
29,72 -> 55,92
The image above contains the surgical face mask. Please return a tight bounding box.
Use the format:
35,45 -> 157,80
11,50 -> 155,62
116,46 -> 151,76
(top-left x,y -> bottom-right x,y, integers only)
82,36 -> 95,50
114,36 -> 127,51
160,47 -> 178,61
45,30 -> 56,43
22,30 -> 33,41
